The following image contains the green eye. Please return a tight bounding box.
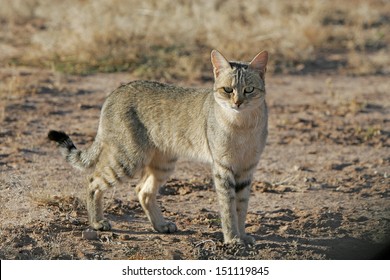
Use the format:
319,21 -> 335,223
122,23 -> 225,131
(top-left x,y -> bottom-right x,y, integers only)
223,87 -> 233,94
244,87 -> 255,94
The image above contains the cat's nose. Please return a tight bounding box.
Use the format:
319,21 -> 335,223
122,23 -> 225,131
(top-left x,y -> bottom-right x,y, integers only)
235,100 -> 243,108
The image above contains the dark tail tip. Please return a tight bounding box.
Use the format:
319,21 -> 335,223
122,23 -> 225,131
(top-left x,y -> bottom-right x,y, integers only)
48,130 -> 76,151
48,130 -> 69,143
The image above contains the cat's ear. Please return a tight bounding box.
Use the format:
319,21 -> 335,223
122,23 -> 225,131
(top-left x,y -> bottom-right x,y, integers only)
249,51 -> 268,78
211,50 -> 231,78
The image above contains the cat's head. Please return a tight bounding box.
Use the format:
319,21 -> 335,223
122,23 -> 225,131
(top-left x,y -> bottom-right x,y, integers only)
211,50 -> 268,113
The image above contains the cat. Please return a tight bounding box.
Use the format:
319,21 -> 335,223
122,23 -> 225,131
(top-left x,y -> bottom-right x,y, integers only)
48,49 -> 268,244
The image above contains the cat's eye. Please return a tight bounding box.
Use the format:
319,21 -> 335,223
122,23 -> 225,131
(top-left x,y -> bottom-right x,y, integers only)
223,87 -> 233,94
244,87 -> 255,94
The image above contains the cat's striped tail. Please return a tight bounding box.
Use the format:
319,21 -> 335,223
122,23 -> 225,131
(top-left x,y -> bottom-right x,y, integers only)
48,130 -> 101,170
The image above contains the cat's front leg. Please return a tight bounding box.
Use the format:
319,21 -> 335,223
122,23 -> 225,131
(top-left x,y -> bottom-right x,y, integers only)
213,164 -> 241,244
236,183 -> 255,244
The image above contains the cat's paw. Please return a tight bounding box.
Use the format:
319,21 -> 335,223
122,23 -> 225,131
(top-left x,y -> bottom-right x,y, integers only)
241,234 -> 255,245
91,219 -> 112,231
224,237 -> 244,245
224,235 -> 255,245
154,221 -> 177,233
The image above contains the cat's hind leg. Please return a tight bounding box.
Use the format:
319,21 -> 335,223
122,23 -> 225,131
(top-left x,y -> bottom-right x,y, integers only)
87,173 -> 112,231
87,146 -> 142,231
136,151 -> 177,233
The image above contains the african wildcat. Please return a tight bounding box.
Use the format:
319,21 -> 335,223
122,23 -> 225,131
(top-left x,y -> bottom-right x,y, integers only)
48,49 -> 268,244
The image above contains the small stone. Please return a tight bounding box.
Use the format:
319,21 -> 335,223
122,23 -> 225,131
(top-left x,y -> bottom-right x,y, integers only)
206,213 -> 215,219
293,165 -> 301,171
304,177 -> 316,183
120,234 -> 131,241
82,229 -> 98,240
278,225 -> 289,233
165,249 -> 183,260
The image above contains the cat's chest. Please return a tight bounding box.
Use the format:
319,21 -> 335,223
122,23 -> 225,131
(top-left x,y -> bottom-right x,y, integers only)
229,130 -> 262,160
214,128 -> 264,170
209,106 -> 268,171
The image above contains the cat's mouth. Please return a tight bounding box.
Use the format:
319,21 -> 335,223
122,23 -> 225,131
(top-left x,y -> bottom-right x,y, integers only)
216,99 -> 247,113
230,105 -> 245,113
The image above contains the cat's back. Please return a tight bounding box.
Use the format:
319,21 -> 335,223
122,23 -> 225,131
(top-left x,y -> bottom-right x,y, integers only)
112,80 -> 209,102
105,80 -> 211,124
100,80 -> 214,161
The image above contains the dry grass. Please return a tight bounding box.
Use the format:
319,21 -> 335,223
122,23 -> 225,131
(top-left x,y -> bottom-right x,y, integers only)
0,0 -> 389,79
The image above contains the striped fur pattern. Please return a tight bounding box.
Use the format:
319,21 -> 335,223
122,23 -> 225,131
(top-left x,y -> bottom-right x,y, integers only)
48,50 -> 268,244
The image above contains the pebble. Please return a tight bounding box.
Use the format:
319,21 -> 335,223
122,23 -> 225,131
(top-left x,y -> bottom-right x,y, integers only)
120,234 -> 131,241
82,229 -> 98,240
165,249 -> 183,260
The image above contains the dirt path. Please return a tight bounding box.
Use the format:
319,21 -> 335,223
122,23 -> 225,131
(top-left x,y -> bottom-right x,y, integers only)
0,68 -> 389,259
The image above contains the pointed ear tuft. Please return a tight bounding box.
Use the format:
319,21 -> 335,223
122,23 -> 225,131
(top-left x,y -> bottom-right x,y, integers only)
249,51 -> 268,78
211,50 -> 231,78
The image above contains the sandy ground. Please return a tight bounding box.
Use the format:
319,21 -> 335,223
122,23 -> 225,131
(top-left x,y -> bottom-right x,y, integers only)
0,67 -> 389,259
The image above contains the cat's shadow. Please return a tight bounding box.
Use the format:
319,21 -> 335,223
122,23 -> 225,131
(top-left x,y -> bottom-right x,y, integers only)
110,228 -> 196,236
105,213 -> 196,236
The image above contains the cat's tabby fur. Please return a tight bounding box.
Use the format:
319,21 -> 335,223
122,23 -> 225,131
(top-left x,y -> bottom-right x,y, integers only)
48,49 -> 268,244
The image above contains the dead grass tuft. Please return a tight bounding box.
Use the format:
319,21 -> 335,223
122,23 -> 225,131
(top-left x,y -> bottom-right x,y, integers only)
0,0 -> 389,79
